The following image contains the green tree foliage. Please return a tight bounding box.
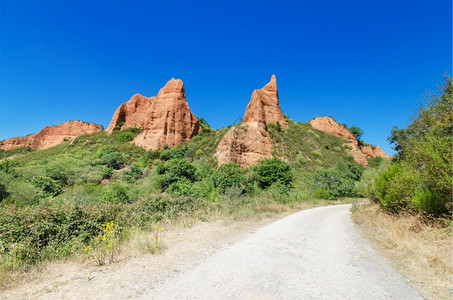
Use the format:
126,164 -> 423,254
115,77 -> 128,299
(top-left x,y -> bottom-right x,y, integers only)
348,125 -> 363,140
311,162 -> 362,198
373,75 -> 452,216
254,158 -> 292,190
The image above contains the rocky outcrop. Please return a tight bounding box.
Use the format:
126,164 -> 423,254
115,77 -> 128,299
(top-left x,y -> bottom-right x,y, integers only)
309,116 -> 358,145
107,78 -> 201,150
361,145 -> 389,158
309,116 -> 389,165
215,122 -> 273,166
216,75 -> 284,166
0,121 -> 103,151
243,75 -> 286,126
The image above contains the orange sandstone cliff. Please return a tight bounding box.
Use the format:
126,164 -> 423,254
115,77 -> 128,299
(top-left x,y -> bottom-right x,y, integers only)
215,75 -> 284,166
0,121 -> 104,151
309,116 -> 389,165
106,78 -> 201,151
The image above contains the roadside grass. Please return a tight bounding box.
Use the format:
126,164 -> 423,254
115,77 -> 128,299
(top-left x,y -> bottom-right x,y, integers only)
0,197 -> 351,291
352,203 -> 453,300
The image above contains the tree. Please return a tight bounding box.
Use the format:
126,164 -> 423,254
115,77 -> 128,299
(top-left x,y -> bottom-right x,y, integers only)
348,125 -> 363,141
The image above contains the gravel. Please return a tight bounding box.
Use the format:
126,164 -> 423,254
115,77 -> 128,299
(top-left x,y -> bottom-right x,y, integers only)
142,204 -> 421,300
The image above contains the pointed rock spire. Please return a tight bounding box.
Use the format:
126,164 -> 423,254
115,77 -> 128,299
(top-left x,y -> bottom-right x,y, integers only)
216,75 -> 285,166
243,75 -> 285,125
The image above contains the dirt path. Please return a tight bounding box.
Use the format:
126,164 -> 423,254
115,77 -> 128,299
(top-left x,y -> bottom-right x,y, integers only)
2,205 -> 421,299
2,214 -> 287,299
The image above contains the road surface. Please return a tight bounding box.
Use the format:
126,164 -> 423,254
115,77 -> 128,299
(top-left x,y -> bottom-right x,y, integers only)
143,204 -> 421,299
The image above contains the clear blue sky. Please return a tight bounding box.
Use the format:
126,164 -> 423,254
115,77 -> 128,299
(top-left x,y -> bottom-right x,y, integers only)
1,0 -> 451,155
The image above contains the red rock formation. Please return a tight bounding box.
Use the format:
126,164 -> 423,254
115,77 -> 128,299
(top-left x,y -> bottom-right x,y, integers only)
309,116 -> 390,165
309,116 -> 358,145
0,121 -> 103,151
361,145 -> 390,158
215,122 -> 273,166
216,75 -> 284,166
107,78 -> 200,150
243,75 -> 286,126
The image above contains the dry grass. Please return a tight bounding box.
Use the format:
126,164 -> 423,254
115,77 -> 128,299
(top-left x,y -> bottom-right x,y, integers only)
0,198 -> 352,293
352,202 -> 453,300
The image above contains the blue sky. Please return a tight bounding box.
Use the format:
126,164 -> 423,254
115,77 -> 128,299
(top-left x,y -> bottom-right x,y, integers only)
1,0 -> 451,155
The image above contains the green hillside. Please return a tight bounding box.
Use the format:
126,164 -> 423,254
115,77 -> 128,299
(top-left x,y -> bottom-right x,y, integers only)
0,116 -> 376,275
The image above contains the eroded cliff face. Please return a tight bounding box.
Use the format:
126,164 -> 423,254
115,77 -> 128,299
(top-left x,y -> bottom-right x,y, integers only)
309,116 -> 389,165
107,78 -> 200,150
0,121 -> 103,150
215,75 -> 284,166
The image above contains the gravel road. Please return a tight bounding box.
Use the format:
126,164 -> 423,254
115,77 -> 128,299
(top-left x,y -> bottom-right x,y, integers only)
142,204 -> 421,300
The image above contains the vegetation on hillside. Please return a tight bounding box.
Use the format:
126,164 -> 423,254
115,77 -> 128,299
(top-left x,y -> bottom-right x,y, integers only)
0,113 -> 372,277
360,75 -> 452,217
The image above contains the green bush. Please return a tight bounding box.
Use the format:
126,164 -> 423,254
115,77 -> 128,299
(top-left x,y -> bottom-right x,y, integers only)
101,184 -> 130,203
101,152 -> 125,170
157,158 -> 197,191
45,164 -> 68,185
166,178 -> 194,196
312,189 -> 331,199
101,167 -> 114,179
0,159 -> 20,175
32,176 -> 62,197
0,182 -> 8,201
212,163 -> 245,191
311,162 -> 362,198
413,190 -> 446,216
116,132 -> 134,142
254,158 -> 292,190
375,75 -> 452,216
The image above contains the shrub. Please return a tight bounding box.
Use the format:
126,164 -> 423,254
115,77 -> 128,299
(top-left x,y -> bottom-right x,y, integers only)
166,178 -> 194,196
102,167 -> 114,179
311,162 -> 362,198
122,163 -> 143,183
212,163 -> 245,191
97,145 -> 118,158
0,182 -> 8,201
157,158 -> 197,191
412,190 -> 446,216
101,184 -> 130,203
115,121 -> 125,131
45,164 -> 68,185
116,132 -> 134,143
101,152 -> 125,170
254,158 -> 292,189
0,159 -> 20,175
312,189 -> 331,199
32,176 -> 62,197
